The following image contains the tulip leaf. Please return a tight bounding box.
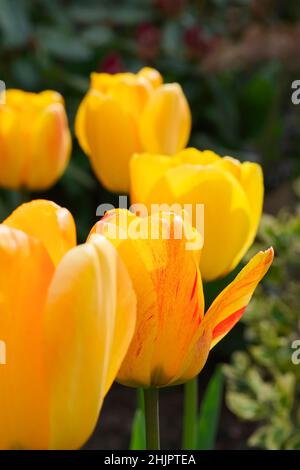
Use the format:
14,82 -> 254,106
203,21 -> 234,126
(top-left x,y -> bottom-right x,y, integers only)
129,409 -> 146,450
197,367 -> 224,450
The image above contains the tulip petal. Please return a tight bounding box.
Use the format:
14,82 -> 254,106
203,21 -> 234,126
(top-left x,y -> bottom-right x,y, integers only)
94,210 -> 204,388
25,103 -> 71,190
140,83 -> 191,155
44,235 -> 136,449
137,67 -> 163,89
176,148 -> 221,165
0,225 -> 54,450
110,75 -> 152,119
4,199 -> 76,266
0,105 -> 27,188
130,153 -> 175,203
85,91 -> 141,192
203,247 -> 274,349
212,158 -> 264,273
147,164 -> 253,281
240,162 -> 264,245
74,91 -> 92,155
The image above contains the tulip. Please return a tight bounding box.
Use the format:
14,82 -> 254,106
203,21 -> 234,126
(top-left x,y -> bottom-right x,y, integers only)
75,67 -> 191,193
90,209 -> 273,389
130,148 -> 264,281
0,90 -> 71,190
0,200 -> 136,449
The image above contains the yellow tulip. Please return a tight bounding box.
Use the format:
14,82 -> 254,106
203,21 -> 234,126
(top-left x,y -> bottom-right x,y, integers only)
0,90 -> 71,190
130,148 -> 264,281
90,209 -> 273,388
0,200 -> 136,449
75,67 -> 191,193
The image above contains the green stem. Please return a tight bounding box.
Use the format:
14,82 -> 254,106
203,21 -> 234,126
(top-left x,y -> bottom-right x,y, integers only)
143,388 -> 160,450
182,377 -> 198,449
137,388 -> 145,413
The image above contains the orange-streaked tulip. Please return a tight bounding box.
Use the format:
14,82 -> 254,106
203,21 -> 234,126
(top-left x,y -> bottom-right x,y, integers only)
90,209 -> 273,389
0,200 -> 136,449
130,148 -> 264,281
0,90 -> 71,190
75,67 -> 191,193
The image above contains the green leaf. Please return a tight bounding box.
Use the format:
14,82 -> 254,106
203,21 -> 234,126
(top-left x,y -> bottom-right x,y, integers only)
226,391 -> 266,420
37,27 -> 93,62
0,0 -> 31,48
129,409 -> 146,450
197,367 -> 224,450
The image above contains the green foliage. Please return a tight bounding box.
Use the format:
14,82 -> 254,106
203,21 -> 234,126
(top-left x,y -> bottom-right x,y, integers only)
197,367 -> 224,449
224,202 -> 300,449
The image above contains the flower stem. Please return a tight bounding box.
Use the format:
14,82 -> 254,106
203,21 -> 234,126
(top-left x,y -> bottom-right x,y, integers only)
143,388 -> 160,450
182,377 -> 198,449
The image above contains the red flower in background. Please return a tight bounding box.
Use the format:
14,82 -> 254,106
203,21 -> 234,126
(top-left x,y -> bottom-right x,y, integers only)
184,26 -> 220,61
136,22 -> 161,61
99,52 -> 124,74
184,25 -> 209,60
156,0 -> 187,17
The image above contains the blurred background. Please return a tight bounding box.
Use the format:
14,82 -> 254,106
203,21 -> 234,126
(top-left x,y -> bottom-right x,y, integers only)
0,0 -> 300,450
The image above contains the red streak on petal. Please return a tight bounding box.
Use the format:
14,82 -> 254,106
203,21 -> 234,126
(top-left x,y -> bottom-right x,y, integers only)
212,306 -> 246,340
101,211 -> 115,222
192,302 -> 198,319
190,270 -> 198,300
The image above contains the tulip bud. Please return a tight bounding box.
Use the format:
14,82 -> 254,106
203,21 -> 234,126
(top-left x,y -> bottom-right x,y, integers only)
0,90 -> 71,190
130,148 -> 264,281
91,209 -> 273,388
75,68 -> 191,193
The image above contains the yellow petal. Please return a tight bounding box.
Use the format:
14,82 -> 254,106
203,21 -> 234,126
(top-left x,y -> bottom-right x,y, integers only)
44,235 -> 136,449
74,91 -> 92,156
176,148 -> 220,165
146,164 -> 252,281
202,247 -> 274,349
25,103 -> 71,190
130,153 -> 175,203
90,72 -> 114,93
137,67 -> 163,89
85,91 -> 141,192
140,83 -> 191,155
110,75 -> 152,119
212,158 -> 264,273
88,234 -> 137,395
0,225 -> 54,449
240,161 -> 264,245
0,90 -> 70,190
93,210 -> 204,388
4,199 -> 76,266
0,105 -> 27,189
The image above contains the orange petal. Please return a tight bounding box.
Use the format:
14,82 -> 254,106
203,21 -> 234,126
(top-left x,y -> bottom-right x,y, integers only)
0,225 -> 54,449
44,235 -> 136,449
203,247 -> 274,349
94,210 -> 204,388
4,200 -> 76,266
